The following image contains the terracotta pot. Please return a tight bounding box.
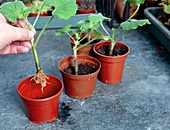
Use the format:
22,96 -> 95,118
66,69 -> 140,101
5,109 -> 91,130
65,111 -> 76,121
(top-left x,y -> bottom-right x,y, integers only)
28,12 -> 49,17
17,75 -> 63,124
58,55 -> 101,98
77,9 -> 95,14
76,0 -> 80,4
114,0 -> 138,19
25,3 -> 48,17
25,3 -> 32,7
93,42 -> 130,84
70,32 -> 100,56
146,0 -> 159,7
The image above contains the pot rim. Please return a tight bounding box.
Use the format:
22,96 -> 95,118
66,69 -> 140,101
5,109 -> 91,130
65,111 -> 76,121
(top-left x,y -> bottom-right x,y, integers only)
58,55 -> 101,78
93,41 -> 130,59
17,74 -> 64,102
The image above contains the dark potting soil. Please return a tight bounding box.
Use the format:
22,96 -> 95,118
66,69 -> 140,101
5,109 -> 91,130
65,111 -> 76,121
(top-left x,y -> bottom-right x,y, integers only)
58,102 -> 72,123
97,45 -> 128,56
64,63 -> 97,75
158,15 -> 170,30
80,38 -> 100,45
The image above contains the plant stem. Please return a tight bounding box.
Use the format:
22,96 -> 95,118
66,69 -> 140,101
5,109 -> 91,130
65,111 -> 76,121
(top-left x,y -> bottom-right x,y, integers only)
34,16 -> 54,46
115,30 -> 127,41
18,19 -> 41,72
109,41 -> 116,56
79,33 -> 88,43
127,5 -> 140,21
100,21 -> 111,38
68,32 -> 87,45
109,4 -> 140,56
32,12 -> 40,27
29,4 -> 54,72
32,44 -> 41,71
72,40 -> 79,75
73,49 -> 78,75
32,16 -> 54,72
88,32 -> 91,41
33,4 -> 45,27
67,32 -> 74,41
77,38 -> 95,50
18,20 -> 24,28
114,5 -> 140,38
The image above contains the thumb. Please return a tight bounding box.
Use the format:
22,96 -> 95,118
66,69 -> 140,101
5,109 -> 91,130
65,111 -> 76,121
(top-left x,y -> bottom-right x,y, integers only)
11,27 -> 35,41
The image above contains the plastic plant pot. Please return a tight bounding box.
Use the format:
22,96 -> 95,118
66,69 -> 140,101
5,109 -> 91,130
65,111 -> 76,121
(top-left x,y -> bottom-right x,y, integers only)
17,75 -> 63,124
93,41 -> 130,84
58,55 -> 101,98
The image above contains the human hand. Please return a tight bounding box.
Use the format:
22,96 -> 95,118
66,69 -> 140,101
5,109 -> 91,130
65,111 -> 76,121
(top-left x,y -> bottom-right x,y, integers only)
0,14 -> 36,55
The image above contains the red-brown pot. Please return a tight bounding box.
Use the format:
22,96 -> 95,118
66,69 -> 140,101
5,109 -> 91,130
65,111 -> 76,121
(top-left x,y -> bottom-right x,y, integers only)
77,9 -> 95,14
25,3 -> 32,7
28,12 -> 49,17
58,55 -> 101,98
93,41 -> 130,84
146,0 -> 159,7
70,32 -> 100,56
76,0 -> 80,4
17,75 -> 63,124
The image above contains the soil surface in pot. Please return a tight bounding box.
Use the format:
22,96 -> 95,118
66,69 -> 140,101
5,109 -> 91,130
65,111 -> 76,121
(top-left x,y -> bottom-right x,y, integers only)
64,63 -> 97,75
97,45 -> 128,56
80,38 -> 100,45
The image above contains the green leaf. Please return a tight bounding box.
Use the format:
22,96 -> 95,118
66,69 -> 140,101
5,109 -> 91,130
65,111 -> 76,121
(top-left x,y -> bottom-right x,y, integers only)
124,0 -> 145,5
92,30 -> 104,40
55,24 -> 72,36
88,13 -> 111,23
120,19 -> 151,30
77,20 -> 100,33
77,13 -> 110,34
44,0 -> 78,20
0,1 -> 29,22
112,28 -> 116,39
28,0 -> 52,14
164,5 -> 170,14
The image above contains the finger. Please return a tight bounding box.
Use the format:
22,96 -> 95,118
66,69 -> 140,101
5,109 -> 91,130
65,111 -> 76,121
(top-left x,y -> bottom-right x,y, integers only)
0,44 -> 30,54
12,19 -> 36,33
11,27 -> 35,41
0,14 -> 7,23
16,45 -> 30,54
10,19 -> 29,28
13,41 -> 32,50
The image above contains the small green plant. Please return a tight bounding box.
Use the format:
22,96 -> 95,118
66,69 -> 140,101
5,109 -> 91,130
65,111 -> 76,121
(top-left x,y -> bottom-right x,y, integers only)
160,0 -> 170,14
0,0 -> 78,91
28,0 -> 52,14
93,0 -> 151,56
157,0 -> 170,27
76,14 -> 109,42
54,14 -> 107,75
